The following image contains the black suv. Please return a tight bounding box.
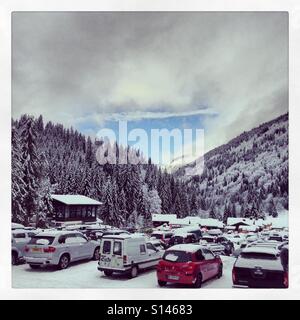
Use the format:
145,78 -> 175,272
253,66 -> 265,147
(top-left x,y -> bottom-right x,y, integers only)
232,246 -> 288,288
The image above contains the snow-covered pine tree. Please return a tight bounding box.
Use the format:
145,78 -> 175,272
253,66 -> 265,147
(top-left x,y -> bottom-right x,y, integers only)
12,125 -> 26,223
20,116 -> 40,226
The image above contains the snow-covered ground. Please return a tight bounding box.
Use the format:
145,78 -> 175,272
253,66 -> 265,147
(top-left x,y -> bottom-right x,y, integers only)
12,256 -> 236,289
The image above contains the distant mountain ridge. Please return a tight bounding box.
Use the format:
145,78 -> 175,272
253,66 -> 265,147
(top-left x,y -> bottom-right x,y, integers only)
175,113 -> 288,220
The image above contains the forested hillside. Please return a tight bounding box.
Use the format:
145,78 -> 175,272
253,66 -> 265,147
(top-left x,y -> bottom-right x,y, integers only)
12,115 -> 196,227
176,113 -> 289,221
12,113 -> 288,227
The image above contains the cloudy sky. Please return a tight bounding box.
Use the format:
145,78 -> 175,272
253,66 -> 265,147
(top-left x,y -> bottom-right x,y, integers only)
12,12 -> 288,164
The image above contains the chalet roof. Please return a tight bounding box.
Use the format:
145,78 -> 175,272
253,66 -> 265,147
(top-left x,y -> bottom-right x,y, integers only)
227,217 -> 254,226
152,214 -> 177,222
51,194 -> 102,205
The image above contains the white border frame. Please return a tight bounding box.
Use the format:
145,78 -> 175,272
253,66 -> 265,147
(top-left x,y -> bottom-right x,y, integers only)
1,0 -> 300,300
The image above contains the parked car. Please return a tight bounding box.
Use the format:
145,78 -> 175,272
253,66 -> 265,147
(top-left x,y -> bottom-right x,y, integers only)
226,234 -> 245,246
245,235 -> 259,243
174,226 -> 203,241
156,244 -> 223,288
232,246 -> 288,288
232,242 -> 248,258
98,234 -> 163,278
168,233 -> 198,247
268,233 -> 284,242
150,231 -> 174,245
215,236 -> 234,255
24,231 -> 100,270
12,229 -> 39,265
149,239 -> 167,251
259,231 -> 271,240
11,223 -> 25,230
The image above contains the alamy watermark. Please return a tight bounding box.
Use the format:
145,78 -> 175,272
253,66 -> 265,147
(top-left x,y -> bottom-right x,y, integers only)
95,121 -> 204,176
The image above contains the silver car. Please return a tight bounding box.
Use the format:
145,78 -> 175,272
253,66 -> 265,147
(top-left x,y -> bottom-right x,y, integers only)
12,229 -> 39,265
24,230 -> 100,270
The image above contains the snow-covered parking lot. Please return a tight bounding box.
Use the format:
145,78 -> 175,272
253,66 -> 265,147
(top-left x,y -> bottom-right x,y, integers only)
12,256 -> 236,288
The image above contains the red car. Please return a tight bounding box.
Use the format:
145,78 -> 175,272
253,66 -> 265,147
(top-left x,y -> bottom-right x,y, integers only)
156,244 -> 223,288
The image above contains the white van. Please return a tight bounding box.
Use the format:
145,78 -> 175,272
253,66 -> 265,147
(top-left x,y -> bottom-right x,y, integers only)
98,234 -> 163,278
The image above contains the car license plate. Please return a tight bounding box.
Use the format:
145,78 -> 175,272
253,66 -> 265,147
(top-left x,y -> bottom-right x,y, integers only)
168,275 -> 179,280
32,247 -> 42,252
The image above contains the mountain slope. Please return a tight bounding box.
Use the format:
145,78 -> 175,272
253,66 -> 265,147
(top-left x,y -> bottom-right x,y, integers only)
176,113 -> 288,219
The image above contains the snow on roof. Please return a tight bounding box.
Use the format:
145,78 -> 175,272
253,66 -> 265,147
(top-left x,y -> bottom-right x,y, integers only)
239,225 -> 259,232
12,223 -> 25,229
167,244 -> 202,253
227,218 -> 254,226
51,194 -> 102,205
199,218 -> 224,228
152,214 -> 177,222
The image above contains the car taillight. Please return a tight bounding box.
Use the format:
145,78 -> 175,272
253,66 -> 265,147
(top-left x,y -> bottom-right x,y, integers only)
183,263 -> 194,275
283,272 -> 288,288
25,246 -> 29,253
43,246 -> 56,253
123,255 -> 127,264
232,268 -> 237,284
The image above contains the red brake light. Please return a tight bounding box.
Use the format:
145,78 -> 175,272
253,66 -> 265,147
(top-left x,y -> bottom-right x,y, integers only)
123,255 -> 127,264
43,246 -> 56,253
25,246 -> 29,253
283,272 -> 288,288
183,262 -> 194,275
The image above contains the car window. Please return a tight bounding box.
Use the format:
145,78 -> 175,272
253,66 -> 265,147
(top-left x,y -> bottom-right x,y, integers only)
146,243 -> 155,250
241,252 -> 277,260
151,234 -> 163,240
102,240 -> 111,254
65,235 -> 79,244
163,250 -> 192,263
165,234 -> 173,239
76,234 -> 88,243
27,232 -> 36,238
13,233 -> 26,239
202,249 -> 215,260
195,249 -> 205,261
29,236 -> 55,245
113,241 -> 122,256
140,244 -> 146,254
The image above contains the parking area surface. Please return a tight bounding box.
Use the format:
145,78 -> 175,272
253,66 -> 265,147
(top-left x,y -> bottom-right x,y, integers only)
12,256 -> 235,288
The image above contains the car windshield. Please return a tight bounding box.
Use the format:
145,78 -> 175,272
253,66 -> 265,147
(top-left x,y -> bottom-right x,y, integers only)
241,252 -> 277,260
29,236 -> 55,245
151,234 -> 163,240
163,250 -> 192,263
269,236 -> 282,241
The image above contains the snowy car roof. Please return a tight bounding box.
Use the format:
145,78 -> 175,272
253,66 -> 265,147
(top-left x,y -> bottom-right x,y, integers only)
34,230 -> 83,237
242,246 -> 279,255
166,244 -> 203,253
51,194 -> 102,205
102,234 -> 145,240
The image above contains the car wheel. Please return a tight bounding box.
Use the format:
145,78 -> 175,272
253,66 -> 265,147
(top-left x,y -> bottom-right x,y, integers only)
104,270 -> 113,277
158,280 -> 167,287
93,247 -> 100,260
217,265 -> 223,278
129,266 -> 138,279
193,273 -> 202,288
58,254 -> 70,270
29,264 -> 40,269
12,252 -> 18,265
